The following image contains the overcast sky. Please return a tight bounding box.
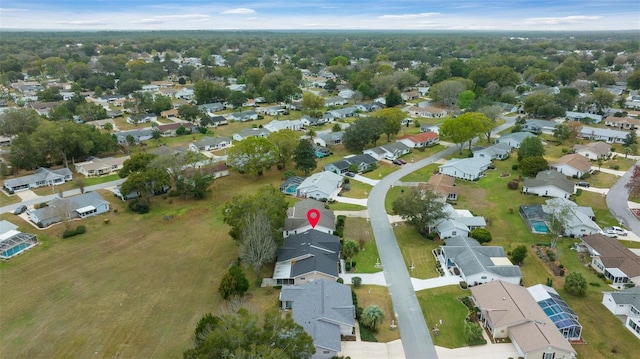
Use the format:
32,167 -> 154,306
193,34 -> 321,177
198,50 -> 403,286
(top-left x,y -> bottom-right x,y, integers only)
1,0 -> 639,31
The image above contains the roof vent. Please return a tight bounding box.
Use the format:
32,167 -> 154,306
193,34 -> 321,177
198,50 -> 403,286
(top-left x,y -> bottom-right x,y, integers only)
502,297 -> 506,300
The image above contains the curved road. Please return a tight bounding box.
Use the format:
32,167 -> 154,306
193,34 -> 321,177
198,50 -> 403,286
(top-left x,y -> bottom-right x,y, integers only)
606,160 -> 640,234
367,117 -> 515,358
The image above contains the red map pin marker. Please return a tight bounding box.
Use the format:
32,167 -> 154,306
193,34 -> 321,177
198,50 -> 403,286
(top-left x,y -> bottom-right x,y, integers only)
307,209 -> 320,228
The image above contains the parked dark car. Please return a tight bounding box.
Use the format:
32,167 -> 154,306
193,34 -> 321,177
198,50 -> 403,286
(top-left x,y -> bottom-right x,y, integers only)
398,159 -> 407,164
576,181 -> 590,188
392,159 -> 402,165
13,205 -> 27,215
344,172 -> 355,178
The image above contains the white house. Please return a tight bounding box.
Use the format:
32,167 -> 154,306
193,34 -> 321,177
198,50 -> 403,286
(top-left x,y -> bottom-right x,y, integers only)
264,119 -> 304,132
406,106 -> 447,118
283,199 -> 335,238
438,157 -> 491,181
431,204 -> 486,239
296,171 -> 342,201
227,110 -> 258,122
126,114 -> 157,124
363,142 -> 411,161
232,128 -> 270,142
188,136 -> 232,152
581,234 -> 640,288
602,287 -> 640,339
542,198 -> 600,238
573,142 -> 611,160
75,157 -> 129,177
523,171 -> 574,198
4,167 -> 73,192
495,132 -> 537,149
579,126 -> 629,144
473,142 -> 512,160
550,154 -> 592,178
396,132 -> 439,148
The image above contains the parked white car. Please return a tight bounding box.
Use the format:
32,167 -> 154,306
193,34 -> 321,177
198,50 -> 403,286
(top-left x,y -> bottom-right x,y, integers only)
610,226 -> 628,236
601,229 -> 618,238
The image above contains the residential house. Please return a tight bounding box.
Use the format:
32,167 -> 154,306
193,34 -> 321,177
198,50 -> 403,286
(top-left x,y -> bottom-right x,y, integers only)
140,84 -> 159,92
338,89 -> 355,99
264,119 -> 304,133
407,106 -> 447,118
75,156 -> 129,177
400,117 -> 413,126
579,126 -> 629,144
315,132 -> 344,147
198,102 -> 224,115
573,142 -> 611,160
199,115 -> 227,128
363,142 -> 411,161
420,173 -> 458,202
324,97 -> 348,106
470,281 -> 576,359
126,114 -> 156,124
284,199 -> 335,238
523,171 -> 574,198
328,106 -> 358,119
354,102 -> 383,113
273,231 -> 341,286
256,105 -> 286,116
29,101 -> 62,116
401,90 -> 419,101
550,154 -> 592,178
438,157 -> 491,181
4,167 -> 72,192
324,154 -> 378,175
396,132 -> 439,149
521,119 -> 559,135
115,128 -> 154,145
280,176 -> 305,196
155,122 -> 186,137
420,124 -> 440,134
473,142 -> 512,160
528,284 -> 583,341
439,237 -> 522,286
604,116 -> 640,130
0,135 -> 11,147
301,115 -> 325,127
431,204 -> 486,239
566,111 -> 603,124
495,131 -> 537,149
28,191 -> 110,228
602,286 -> 640,339
580,234 -> 640,288
188,136 -> 232,152
280,279 -> 355,358
232,128 -> 270,142
160,109 -> 179,119
541,198 -> 600,237
296,171 -> 342,201
227,110 -> 258,122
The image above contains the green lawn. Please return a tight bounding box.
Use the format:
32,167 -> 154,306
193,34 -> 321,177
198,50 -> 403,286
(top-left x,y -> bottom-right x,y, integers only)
416,285 -> 470,349
84,174 -> 121,186
326,202 -> 367,211
394,224 -> 439,279
0,192 -> 20,206
384,186 -> 405,213
400,163 -> 440,183
354,286 -> 400,343
361,162 -> 398,180
340,180 -> 372,199
343,217 -> 380,273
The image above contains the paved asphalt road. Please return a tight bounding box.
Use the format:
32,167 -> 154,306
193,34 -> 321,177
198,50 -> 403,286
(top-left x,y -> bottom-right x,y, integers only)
367,118 -> 515,358
606,160 -> 640,234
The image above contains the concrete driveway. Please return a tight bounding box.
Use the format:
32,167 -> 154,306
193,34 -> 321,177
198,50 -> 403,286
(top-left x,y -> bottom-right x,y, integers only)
16,189 -> 40,201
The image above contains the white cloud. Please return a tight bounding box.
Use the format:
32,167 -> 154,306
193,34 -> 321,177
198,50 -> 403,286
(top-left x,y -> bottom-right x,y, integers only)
378,12 -> 440,20
524,15 -> 601,25
57,20 -> 109,26
221,8 -> 256,15
0,7 -> 26,12
135,14 -> 210,24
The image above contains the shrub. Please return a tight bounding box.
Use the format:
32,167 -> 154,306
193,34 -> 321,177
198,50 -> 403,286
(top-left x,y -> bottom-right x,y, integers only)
612,165 -> 620,170
351,276 -> 362,288
359,322 -> 378,342
337,278 -> 344,284
470,228 -> 492,243
218,264 -> 249,300
351,261 -> 357,268
564,272 -> 587,296
589,282 -> 602,287
459,281 -> 468,289
561,148 -> 569,153
128,199 -> 150,214
575,188 -> 583,196
511,164 -> 519,171
167,190 -> 180,197
507,180 -> 519,190
62,225 -> 87,238
345,262 -> 351,271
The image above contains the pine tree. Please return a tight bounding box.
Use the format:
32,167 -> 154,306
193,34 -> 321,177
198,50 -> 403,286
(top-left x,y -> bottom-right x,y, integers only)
294,139 -> 317,175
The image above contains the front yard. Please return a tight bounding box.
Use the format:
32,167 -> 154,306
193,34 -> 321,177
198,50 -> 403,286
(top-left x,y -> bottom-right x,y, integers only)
416,285 -> 470,349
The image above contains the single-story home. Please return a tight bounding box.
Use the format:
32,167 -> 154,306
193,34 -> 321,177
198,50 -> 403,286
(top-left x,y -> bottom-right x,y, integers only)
315,131 -> 344,147
550,154 -> 592,178
420,173 -> 458,202
363,142 -> 410,161
438,157 -> 491,181
328,106 -> 358,119
406,106 -> 447,118
472,142 -> 512,161
431,204 -> 486,239
200,115 -> 228,127
75,157 -> 129,177
296,171 -> 343,201
280,279 -> 355,359
580,233 -> 640,288
227,110 -> 258,122
604,116 -> 640,130
198,102 -> 224,114
523,171 -> 574,199
4,167 -> 72,192
527,284 -> 583,341
28,191 -> 110,228
284,199 -> 335,238
521,119 -> 559,135
273,230 -> 341,286
256,105 -> 286,116
439,236 -> 522,286
470,281 -> 576,359
420,124 -> 440,134
541,197 -> 600,237
232,128 -> 270,142
494,131 -> 537,149
115,128 -> 154,145
160,108 -> 179,119
155,122 -> 187,137
188,136 -> 232,152
324,96 -> 348,106
573,142 -> 611,160
566,111 -> 603,124
602,286 -> 640,339
396,132 -> 439,148
264,119 -> 304,132
126,114 -> 156,124
579,126 -> 629,144
324,154 -> 378,175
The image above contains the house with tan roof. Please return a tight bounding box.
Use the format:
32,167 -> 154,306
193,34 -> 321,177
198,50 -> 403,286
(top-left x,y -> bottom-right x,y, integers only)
573,142 -> 611,160
396,132 -> 439,148
604,116 -> 640,130
550,154 -> 592,178
75,156 -> 129,177
420,173 -> 458,202
581,233 -> 640,288
470,280 -> 576,359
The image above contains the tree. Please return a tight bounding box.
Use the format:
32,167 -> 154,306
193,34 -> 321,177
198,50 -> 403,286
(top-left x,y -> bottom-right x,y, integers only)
623,130 -> 637,147
331,123 -> 342,132
343,117 -> 384,152
116,79 -> 141,95
544,199 -> 572,249
293,139 -> 317,176
178,104 -> 202,123
239,211 -> 278,277
456,90 -> 475,109
269,129 -> 299,169
520,156 -> 548,177
564,272 -> 587,296
627,69 -> 640,90
36,87 -> 63,102
0,108 -> 41,136
227,137 -> 278,176
385,86 -> 403,107
342,239 -> 359,266
478,105 -> 503,123
184,309 -> 315,359
511,245 -> 528,265
75,102 -> 108,122
517,136 -> 545,162
625,165 -> 640,198
301,93 -> 325,115
361,305 -> 385,331
590,88 -> 615,115
150,94 -> 173,115
373,108 -> 403,141
218,264 -> 249,300
439,112 -> 485,154
553,123 -> 571,144
430,78 -> 470,108
120,167 -> 171,204
470,228 -> 492,244
228,91 -> 248,109
223,185 -> 288,242
392,187 -> 448,236
119,153 -> 157,177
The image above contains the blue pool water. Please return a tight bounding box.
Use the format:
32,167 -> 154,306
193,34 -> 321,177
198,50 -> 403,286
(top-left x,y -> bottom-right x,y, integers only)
1,242 -> 34,259
531,221 -> 549,233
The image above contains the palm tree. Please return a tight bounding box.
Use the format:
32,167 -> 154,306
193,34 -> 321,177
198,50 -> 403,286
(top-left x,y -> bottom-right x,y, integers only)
361,305 -> 385,331
342,239 -> 359,268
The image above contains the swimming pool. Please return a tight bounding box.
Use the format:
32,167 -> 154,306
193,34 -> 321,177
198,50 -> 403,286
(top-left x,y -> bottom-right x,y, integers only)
0,242 -> 35,259
531,221 -> 549,233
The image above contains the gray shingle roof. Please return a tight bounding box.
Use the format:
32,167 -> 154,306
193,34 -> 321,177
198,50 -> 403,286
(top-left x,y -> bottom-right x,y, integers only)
609,286 -> 640,308
523,170 -> 575,194
4,167 -> 72,188
442,236 -> 522,278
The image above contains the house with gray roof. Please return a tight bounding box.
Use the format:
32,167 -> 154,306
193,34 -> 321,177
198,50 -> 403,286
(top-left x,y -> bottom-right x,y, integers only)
198,102 -> 224,114
438,157 -> 491,181
284,199 -> 335,238
315,131 -> 344,147
363,142 -> 410,161
438,236 -> 522,286
328,106 -> 358,119
541,198 -> 600,237
75,157 -> 129,177
28,191 -> 110,228
523,170 -> 574,198
324,96 -> 348,106
188,136 -> 232,152
324,154 -> 378,175
521,119 -> 559,135
264,119 -> 303,132
232,127 -> 270,142
495,131 -> 537,149
274,231 -> 341,286
602,286 -> 640,339
431,204 -> 486,239
115,128 -> 154,145
227,110 -> 258,122
473,142 -> 512,160
566,111 -> 603,124
4,167 -> 72,192
579,126 -> 629,144
296,171 -> 342,201
280,279 -> 355,359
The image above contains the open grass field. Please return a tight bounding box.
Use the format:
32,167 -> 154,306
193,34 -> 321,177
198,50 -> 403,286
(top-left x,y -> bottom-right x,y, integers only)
354,285 -> 400,343
416,285 -> 470,349
0,166 -> 289,359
